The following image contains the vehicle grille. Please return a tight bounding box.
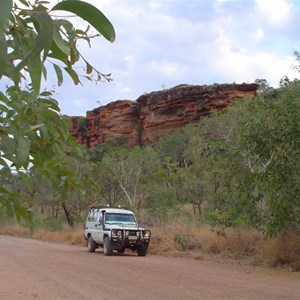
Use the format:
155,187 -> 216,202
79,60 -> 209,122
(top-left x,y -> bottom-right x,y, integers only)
127,230 -> 137,236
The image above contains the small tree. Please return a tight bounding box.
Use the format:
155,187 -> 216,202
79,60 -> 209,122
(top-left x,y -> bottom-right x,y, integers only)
100,147 -> 160,214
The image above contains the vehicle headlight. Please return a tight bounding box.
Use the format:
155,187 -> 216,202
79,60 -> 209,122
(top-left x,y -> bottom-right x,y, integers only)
125,231 -> 129,236
136,231 -> 140,237
143,230 -> 151,239
112,229 -> 123,238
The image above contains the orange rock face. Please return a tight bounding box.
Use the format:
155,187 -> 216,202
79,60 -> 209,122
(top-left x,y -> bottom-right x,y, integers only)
69,83 -> 257,147
86,100 -> 140,147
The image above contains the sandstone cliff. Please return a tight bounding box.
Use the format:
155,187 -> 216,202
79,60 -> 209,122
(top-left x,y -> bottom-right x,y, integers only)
69,83 -> 257,147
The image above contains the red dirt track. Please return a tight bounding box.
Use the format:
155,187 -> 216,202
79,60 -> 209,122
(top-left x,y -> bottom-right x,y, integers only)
0,235 -> 299,299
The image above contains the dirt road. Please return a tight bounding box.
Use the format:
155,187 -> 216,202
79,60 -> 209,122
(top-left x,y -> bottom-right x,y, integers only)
0,235 -> 299,300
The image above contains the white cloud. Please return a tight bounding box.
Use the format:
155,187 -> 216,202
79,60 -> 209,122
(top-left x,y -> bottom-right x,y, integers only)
212,31 -> 298,86
34,0 -> 300,116
149,2 -> 163,10
253,28 -> 265,41
255,0 -> 293,26
149,60 -> 181,77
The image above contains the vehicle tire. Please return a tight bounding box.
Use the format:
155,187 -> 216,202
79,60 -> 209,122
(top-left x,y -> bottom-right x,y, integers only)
137,244 -> 148,256
117,248 -> 125,254
87,236 -> 97,253
103,236 -> 113,256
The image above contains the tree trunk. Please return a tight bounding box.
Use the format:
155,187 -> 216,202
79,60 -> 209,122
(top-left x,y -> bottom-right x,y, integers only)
62,202 -> 73,227
40,201 -> 44,214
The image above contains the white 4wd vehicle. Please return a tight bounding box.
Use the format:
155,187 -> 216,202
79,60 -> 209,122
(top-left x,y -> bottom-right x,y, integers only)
84,207 -> 151,256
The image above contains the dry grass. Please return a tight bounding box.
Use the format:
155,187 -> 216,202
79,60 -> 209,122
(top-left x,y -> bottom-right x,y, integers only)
260,231 -> 300,271
0,224 -> 30,237
0,223 -> 86,246
1,221 -> 300,271
149,223 -> 262,257
33,225 -> 86,246
149,222 -> 300,271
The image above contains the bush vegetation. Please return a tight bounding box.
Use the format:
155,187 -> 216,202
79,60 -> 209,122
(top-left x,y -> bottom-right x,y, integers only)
1,77 -> 300,270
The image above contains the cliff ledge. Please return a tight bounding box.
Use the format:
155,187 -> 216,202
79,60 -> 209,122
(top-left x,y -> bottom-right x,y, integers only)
69,83 -> 257,147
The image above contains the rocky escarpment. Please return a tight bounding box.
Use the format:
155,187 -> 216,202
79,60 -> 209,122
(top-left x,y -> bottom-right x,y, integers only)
69,83 -> 258,147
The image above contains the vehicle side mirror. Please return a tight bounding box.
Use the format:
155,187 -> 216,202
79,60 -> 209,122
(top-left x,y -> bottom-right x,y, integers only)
96,221 -> 102,226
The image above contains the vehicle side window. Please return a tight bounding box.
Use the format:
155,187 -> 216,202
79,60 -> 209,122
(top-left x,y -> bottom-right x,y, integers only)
88,212 -> 98,222
97,214 -> 102,223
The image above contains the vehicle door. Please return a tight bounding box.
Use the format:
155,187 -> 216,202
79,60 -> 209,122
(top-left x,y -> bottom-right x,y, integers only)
87,211 -> 97,240
92,212 -> 104,243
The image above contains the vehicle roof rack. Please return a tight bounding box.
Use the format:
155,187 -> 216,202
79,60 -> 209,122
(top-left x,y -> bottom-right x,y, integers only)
89,205 -> 128,211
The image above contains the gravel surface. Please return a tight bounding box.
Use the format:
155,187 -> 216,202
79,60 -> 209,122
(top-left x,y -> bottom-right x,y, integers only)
0,235 -> 299,300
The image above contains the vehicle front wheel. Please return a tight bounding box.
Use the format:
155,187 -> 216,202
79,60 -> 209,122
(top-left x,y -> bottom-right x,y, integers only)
103,237 -> 113,256
137,244 -> 148,256
87,236 -> 97,253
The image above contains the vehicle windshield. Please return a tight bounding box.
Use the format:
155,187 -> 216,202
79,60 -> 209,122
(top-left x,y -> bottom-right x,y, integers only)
105,213 -> 137,225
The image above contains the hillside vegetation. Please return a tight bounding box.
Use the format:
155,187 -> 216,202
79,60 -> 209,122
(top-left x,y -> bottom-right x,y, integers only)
1,78 -> 299,270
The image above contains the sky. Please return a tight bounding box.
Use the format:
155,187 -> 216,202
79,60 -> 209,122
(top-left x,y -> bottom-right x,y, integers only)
35,0 -> 300,115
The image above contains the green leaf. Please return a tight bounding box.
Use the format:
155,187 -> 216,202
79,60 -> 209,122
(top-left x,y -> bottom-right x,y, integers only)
0,195 -> 14,218
15,10 -> 53,78
1,136 -> 17,161
13,204 -> 23,222
40,91 -> 52,97
27,123 -> 45,132
49,41 -> 69,62
0,33 -> 7,79
18,172 -> 33,193
55,19 -> 76,40
64,66 -> 81,85
39,98 -> 60,112
57,120 -> 69,142
53,20 -> 70,56
0,0 -> 11,78
42,63 -> 47,81
60,183 -> 68,200
18,0 -> 30,7
53,64 -> 63,86
16,136 -> 31,167
0,91 -> 10,104
0,104 -> 9,113
70,45 -> 79,64
52,0 -> 116,42
86,62 -> 93,74
83,75 -> 92,82
0,0 -> 12,27
28,55 -> 42,94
